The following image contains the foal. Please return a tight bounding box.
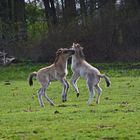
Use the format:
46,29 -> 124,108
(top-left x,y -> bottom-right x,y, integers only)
28,48 -> 75,107
71,43 -> 111,104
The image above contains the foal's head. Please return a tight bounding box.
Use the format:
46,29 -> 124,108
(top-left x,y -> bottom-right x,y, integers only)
71,43 -> 85,58
55,48 -> 75,63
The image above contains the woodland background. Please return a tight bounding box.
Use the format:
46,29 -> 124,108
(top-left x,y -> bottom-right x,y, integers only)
0,0 -> 140,62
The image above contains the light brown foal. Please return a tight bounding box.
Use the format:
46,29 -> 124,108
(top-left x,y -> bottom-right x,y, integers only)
28,48 -> 75,107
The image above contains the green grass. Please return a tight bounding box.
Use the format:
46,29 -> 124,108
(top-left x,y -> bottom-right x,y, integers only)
0,63 -> 140,140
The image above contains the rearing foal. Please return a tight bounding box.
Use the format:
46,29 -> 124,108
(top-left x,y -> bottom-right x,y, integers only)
71,43 -> 111,105
28,48 -> 75,107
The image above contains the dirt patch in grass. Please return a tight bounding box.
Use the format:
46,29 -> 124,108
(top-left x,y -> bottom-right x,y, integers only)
96,125 -> 115,130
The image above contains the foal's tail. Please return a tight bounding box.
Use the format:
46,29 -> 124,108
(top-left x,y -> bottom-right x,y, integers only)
98,74 -> 111,87
28,72 -> 37,86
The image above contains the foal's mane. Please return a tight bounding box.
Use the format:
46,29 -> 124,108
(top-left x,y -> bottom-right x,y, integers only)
54,48 -> 62,64
76,44 -> 85,59
79,48 -> 85,59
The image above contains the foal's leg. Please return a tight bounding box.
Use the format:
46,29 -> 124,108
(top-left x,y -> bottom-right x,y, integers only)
64,79 -> 69,94
37,88 -> 44,107
71,73 -> 80,97
59,78 -> 69,102
37,81 -> 54,107
95,84 -> 102,104
86,79 -> 94,105
43,82 -> 54,106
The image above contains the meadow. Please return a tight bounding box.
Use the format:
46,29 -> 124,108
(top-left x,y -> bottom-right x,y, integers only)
0,63 -> 140,140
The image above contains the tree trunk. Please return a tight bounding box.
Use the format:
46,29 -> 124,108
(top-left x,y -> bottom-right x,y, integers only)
0,0 -> 27,41
14,0 -> 27,40
64,0 -> 76,22
42,0 -> 51,28
42,0 -> 57,31
79,0 -> 87,15
79,0 -> 87,26
61,0 -> 65,19
50,0 -> 57,25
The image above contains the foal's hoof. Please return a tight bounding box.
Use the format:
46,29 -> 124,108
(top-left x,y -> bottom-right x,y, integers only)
50,102 -> 55,106
87,100 -> 92,105
62,99 -> 67,102
96,101 -> 99,104
77,93 -> 80,97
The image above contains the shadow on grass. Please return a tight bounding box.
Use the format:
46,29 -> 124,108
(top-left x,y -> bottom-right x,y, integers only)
57,104 -> 78,108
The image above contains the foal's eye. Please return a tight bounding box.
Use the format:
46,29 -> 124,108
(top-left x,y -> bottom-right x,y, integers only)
63,51 -> 68,53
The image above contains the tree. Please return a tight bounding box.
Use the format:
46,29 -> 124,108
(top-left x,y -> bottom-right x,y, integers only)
0,0 -> 27,41
79,0 -> 87,26
14,0 -> 27,40
42,0 -> 57,30
64,0 -> 76,22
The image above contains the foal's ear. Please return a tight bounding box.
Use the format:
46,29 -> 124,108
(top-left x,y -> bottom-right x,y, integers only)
76,43 -> 82,48
72,42 -> 76,47
56,48 -> 63,55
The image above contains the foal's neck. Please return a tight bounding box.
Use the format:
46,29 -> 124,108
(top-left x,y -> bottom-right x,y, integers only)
72,55 -> 83,64
55,56 -> 68,70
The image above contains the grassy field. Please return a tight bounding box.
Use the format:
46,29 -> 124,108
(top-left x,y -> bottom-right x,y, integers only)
0,63 -> 140,140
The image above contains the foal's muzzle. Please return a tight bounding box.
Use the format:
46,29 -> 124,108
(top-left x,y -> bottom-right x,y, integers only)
71,50 -> 75,54
69,48 -> 75,55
